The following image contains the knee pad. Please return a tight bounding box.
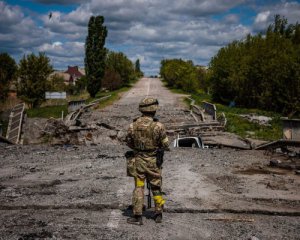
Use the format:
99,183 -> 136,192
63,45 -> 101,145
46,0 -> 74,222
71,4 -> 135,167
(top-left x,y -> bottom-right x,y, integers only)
135,178 -> 145,187
153,195 -> 165,207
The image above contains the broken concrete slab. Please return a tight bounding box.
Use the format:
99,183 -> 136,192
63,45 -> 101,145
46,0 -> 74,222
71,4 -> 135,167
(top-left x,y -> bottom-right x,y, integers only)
202,132 -> 252,149
239,114 -> 272,126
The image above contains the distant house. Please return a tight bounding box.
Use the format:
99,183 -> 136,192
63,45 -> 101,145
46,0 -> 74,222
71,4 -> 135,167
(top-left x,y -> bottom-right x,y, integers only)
195,65 -> 209,71
7,82 -> 17,99
65,66 -> 85,85
50,66 -> 85,85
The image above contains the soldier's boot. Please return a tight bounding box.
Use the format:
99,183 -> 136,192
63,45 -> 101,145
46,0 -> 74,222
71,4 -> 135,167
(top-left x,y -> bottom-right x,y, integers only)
127,215 -> 143,225
154,213 -> 162,223
127,205 -> 146,211
153,195 -> 165,224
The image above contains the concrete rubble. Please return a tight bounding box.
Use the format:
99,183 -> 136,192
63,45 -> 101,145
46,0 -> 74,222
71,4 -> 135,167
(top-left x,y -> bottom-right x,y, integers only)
0,78 -> 299,240
239,114 -> 272,126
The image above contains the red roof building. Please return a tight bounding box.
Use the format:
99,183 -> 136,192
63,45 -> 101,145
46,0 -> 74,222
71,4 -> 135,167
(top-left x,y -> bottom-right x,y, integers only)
65,66 -> 84,85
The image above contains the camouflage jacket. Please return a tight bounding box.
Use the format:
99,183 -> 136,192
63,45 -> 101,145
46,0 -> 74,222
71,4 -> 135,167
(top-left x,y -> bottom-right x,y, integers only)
126,115 -> 169,153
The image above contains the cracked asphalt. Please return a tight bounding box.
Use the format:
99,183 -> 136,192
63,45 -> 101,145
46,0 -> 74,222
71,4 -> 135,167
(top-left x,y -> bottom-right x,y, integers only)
0,78 -> 299,239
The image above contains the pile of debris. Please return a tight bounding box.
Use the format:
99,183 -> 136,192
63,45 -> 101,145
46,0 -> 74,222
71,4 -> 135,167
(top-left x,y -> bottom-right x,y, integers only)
42,118 -> 79,145
22,95 -> 129,146
239,114 -> 272,126
41,117 -> 127,146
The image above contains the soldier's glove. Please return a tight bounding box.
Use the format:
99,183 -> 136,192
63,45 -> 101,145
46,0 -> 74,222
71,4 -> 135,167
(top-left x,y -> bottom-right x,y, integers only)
156,148 -> 164,168
125,150 -> 134,159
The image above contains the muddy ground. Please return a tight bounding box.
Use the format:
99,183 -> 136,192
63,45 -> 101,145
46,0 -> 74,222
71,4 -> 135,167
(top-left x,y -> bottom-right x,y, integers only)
0,78 -> 299,240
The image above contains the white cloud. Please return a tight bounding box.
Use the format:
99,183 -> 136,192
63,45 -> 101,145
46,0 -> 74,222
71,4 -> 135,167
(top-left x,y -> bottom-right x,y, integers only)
253,1 -> 300,32
1,0 -> 300,74
31,0 -> 85,4
254,11 -> 270,24
37,41 -> 84,57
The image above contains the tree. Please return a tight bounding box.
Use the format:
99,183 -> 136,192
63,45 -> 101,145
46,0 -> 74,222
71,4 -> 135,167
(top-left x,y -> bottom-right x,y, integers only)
209,15 -> 300,115
0,53 -> 17,101
105,51 -> 135,86
160,58 -> 199,92
46,74 -> 66,92
75,76 -> 87,94
102,69 -> 122,90
135,59 -> 143,77
18,53 -> 53,108
85,16 -> 107,98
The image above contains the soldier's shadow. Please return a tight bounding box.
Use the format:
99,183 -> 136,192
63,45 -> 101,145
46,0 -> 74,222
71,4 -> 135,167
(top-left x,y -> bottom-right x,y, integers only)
122,205 -> 154,220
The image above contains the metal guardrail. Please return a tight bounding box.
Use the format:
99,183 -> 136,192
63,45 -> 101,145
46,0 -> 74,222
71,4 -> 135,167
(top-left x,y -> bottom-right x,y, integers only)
68,99 -> 86,112
65,95 -> 112,125
89,95 -> 111,104
6,103 -> 25,144
202,101 -> 217,120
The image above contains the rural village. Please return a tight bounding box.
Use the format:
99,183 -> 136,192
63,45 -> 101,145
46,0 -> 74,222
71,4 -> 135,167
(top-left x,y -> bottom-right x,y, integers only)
0,0 -> 300,239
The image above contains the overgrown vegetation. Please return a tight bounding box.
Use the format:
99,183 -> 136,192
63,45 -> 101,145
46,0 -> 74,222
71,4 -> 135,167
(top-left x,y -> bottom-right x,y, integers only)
27,105 -> 68,118
188,92 -> 282,140
160,15 -> 299,140
160,59 -> 200,92
18,53 -> 53,108
135,59 -> 143,78
160,15 -> 300,117
93,86 -> 131,109
210,15 -> 300,116
103,51 -> 137,90
0,53 -> 17,101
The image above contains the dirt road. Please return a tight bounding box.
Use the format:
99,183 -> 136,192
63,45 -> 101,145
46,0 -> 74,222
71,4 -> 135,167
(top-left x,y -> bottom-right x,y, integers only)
0,78 -> 299,239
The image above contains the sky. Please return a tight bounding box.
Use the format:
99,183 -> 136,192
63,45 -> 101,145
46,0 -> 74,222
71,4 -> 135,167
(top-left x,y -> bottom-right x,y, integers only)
1,0 -> 300,75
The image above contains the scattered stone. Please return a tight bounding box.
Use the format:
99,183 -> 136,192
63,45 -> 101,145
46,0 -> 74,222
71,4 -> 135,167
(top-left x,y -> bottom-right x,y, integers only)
249,236 -> 260,240
97,153 -> 108,158
200,164 -> 210,167
108,130 -> 118,139
39,179 -> 62,187
36,151 -> 46,155
19,229 -> 53,240
240,114 -> 272,126
85,132 -> 93,141
29,166 -> 39,172
270,159 -> 281,167
86,163 -> 93,169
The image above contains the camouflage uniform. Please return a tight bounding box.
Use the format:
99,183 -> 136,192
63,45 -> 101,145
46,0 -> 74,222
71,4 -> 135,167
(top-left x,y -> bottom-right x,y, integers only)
126,99 -> 169,217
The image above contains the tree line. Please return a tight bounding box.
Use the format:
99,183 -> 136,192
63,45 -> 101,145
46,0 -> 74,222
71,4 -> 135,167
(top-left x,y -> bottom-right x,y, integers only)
210,15 -> 300,115
160,15 -> 300,115
160,59 -> 201,92
0,15 -> 143,108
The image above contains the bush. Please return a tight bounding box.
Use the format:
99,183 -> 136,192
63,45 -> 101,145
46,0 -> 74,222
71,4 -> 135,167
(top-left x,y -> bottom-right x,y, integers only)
102,69 -> 122,90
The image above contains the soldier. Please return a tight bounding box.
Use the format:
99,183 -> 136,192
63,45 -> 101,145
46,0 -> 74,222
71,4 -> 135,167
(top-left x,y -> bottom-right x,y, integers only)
125,97 -> 169,225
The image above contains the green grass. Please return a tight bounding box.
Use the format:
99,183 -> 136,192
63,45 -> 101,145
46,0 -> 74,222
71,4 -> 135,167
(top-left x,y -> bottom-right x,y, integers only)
222,112 -> 281,140
93,86 -> 131,109
83,82 -> 136,107
27,105 -> 68,119
26,82 -> 136,119
166,84 -> 282,141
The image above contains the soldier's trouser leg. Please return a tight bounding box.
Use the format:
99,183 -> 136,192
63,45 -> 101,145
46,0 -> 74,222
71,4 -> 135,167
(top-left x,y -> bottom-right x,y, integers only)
151,187 -> 165,213
132,178 -> 145,216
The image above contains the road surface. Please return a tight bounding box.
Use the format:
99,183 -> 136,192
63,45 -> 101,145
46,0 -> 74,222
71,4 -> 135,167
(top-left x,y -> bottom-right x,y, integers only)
0,78 -> 299,239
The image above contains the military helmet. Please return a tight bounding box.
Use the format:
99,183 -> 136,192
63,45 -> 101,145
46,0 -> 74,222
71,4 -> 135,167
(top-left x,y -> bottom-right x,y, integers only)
139,97 -> 159,113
